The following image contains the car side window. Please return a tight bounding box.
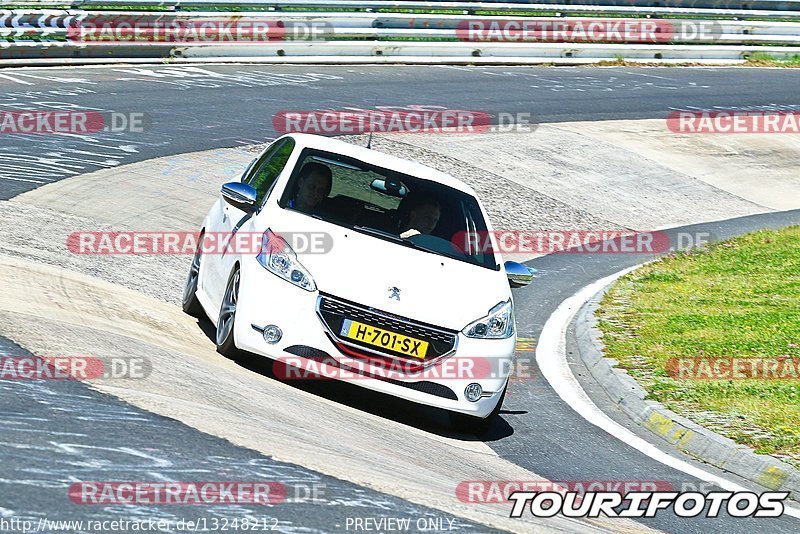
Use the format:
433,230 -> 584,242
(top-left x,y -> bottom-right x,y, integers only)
244,138 -> 296,206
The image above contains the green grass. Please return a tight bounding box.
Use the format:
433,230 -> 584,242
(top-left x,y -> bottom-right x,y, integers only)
598,227 -> 800,467
746,52 -> 800,67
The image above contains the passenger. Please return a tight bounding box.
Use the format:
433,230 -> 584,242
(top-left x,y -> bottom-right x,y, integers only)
290,162 -> 332,213
398,196 -> 441,238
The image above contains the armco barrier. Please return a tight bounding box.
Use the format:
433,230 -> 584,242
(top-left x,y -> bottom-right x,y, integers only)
3,39 -> 800,60
6,12 -> 800,40
4,1 -> 800,18
1,0 -> 800,65
6,25 -> 800,45
7,0 -> 800,12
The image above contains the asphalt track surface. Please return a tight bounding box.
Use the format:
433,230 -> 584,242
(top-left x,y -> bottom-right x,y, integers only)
1,64 -> 800,533
2,64 -> 800,198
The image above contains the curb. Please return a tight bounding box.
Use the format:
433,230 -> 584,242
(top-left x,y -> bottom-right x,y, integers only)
0,56 -> 750,68
573,276 -> 800,502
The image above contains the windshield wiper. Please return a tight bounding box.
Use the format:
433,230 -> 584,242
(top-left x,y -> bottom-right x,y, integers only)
352,225 -> 428,252
352,225 -> 403,242
352,224 -> 487,268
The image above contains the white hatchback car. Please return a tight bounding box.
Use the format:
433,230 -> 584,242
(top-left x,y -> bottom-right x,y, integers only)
182,133 -> 532,432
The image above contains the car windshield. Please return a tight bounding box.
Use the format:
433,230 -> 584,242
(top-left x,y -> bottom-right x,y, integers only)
279,147 -> 498,270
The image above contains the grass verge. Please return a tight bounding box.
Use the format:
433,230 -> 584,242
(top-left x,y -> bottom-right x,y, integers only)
746,52 -> 800,67
598,227 -> 800,467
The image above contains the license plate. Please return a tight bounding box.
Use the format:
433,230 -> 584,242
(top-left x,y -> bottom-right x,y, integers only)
339,319 -> 429,359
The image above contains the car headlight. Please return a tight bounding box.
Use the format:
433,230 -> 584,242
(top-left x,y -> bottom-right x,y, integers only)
463,300 -> 514,339
256,229 -> 316,292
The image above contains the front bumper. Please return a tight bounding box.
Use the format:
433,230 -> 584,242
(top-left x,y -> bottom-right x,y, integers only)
235,257 -> 515,418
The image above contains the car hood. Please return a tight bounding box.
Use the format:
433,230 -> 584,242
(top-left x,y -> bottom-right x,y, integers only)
270,213 -> 509,331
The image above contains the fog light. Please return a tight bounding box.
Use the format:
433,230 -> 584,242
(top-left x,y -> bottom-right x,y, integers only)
464,383 -> 483,402
262,325 -> 282,344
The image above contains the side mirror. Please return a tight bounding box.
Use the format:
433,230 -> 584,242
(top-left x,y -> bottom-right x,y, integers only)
221,182 -> 257,213
505,261 -> 534,288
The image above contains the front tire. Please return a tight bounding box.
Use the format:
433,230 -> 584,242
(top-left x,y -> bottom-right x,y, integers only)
182,239 -> 205,318
449,383 -> 507,435
216,267 -> 241,358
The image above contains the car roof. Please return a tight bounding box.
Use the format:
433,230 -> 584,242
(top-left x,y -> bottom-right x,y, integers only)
283,133 -> 478,196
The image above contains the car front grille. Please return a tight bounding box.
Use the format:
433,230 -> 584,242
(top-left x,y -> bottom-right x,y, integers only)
317,293 -> 457,362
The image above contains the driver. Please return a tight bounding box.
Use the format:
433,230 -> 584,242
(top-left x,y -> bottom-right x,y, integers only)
399,196 -> 441,238
290,162 -> 332,213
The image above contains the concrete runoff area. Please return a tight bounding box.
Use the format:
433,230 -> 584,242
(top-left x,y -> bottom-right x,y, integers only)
552,120 -> 800,212
379,121 -> 794,230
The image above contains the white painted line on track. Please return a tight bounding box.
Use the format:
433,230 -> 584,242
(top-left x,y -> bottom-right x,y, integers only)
0,176 -> 47,184
535,266 -> 800,519
0,72 -> 35,85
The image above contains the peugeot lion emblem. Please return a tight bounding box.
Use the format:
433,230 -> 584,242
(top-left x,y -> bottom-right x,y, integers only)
388,287 -> 401,301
